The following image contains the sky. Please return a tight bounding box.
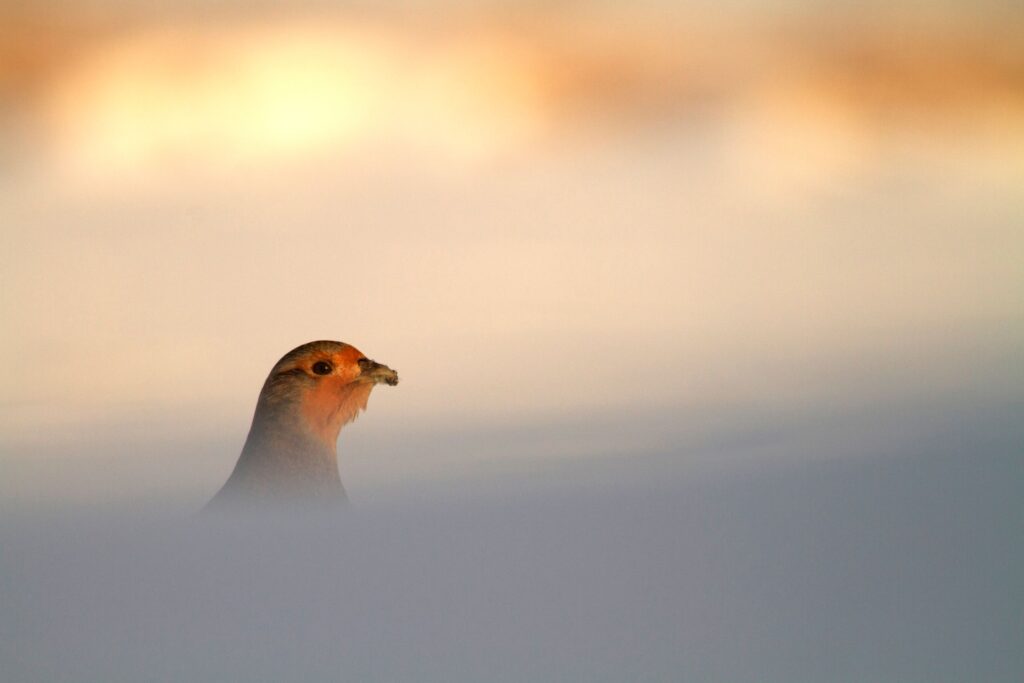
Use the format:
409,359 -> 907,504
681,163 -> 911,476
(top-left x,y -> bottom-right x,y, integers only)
0,3 -> 1022,679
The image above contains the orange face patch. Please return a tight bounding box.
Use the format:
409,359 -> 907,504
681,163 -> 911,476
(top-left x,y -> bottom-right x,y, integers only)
297,345 -> 376,445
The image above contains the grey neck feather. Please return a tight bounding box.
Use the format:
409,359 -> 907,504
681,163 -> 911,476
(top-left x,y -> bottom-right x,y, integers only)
205,392 -> 347,511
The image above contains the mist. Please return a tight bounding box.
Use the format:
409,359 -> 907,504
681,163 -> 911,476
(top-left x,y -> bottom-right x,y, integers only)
3,405 -> 1021,682
3,374 -> 1021,681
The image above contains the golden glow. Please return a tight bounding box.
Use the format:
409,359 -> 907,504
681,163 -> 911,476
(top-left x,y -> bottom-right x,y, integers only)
48,22 -> 548,178
1,3 -> 1021,448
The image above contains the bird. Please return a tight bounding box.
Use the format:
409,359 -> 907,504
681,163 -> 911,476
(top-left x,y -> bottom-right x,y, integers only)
205,340 -> 398,510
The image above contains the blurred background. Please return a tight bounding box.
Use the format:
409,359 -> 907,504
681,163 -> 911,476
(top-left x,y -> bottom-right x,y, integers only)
1,0 -> 1020,506
1,2 -> 1022,682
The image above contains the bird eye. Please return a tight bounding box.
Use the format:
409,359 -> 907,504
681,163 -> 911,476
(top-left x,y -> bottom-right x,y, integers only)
312,361 -> 333,375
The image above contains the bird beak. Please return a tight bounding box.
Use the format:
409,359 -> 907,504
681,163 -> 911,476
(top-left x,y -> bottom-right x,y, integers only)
357,358 -> 399,386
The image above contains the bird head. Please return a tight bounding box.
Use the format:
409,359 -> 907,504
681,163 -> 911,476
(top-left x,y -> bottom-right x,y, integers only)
253,340 -> 399,449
